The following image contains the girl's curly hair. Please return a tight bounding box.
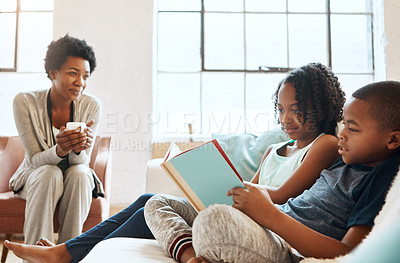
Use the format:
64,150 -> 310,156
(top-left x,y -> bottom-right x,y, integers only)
44,34 -> 96,79
273,63 -> 346,136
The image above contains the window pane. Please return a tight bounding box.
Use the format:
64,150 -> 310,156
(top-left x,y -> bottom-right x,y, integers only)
246,73 -> 284,134
330,0 -> 371,13
202,72 -> 245,134
246,14 -> 287,69
0,13 -> 16,68
20,0 -> 54,11
288,14 -> 327,67
158,13 -> 201,72
331,15 -> 372,73
204,13 -> 244,70
246,0 -> 286,12
337,74 -> 373,98
155,73 -> 201,136
17,12 -> 53,72
204,0 -> 243,12
288,0 -> 325,12
158,0 -> 200,11
0,0 -> 17,12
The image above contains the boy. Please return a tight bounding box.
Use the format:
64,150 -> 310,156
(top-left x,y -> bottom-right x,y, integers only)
188,80 -> 400,262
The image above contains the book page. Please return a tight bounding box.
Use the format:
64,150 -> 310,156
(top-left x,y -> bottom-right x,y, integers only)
163,142 -> 182,162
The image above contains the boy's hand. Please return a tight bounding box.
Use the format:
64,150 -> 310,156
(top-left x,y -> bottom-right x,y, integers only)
227,181 -> 278,227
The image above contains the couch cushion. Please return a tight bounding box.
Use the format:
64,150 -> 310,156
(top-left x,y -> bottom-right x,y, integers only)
81,238 -> 175,263
212,128 -> 288,181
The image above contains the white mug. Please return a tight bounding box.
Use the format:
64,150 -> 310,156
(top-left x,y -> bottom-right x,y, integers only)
66,122 -> 86,133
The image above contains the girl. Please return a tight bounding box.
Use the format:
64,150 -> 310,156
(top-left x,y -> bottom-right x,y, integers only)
251,62 -> 345,204
5,63 -> 345,263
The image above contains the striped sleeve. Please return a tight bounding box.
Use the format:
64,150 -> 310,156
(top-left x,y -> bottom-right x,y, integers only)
169,234 -> 193,261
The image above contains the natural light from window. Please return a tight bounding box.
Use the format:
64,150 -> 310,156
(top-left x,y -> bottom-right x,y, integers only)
154,0 -> 374,140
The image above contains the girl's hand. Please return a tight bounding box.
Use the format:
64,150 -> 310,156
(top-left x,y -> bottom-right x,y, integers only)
227,181 -> 279,227
72,120 -> 95,153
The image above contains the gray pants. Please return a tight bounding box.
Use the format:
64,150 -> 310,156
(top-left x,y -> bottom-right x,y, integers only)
144,194 -> 198,260
193,204 -> 301,263
16,164 -> 94,245
144,194 -> 301,263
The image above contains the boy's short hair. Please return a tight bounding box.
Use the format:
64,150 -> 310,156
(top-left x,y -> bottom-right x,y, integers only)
44,34 -> 96,79
352,80 -> 400,131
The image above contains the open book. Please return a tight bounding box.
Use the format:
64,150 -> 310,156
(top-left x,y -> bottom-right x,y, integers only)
161,140 -> 245,212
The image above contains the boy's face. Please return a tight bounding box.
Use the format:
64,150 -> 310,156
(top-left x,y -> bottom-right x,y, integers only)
338,97 -> 392,166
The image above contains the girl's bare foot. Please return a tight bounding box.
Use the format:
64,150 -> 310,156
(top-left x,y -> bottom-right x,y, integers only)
180,245 -> 196,263
4,240 -> 72,263
187,256 -> 208,263
36,237 -> 55,247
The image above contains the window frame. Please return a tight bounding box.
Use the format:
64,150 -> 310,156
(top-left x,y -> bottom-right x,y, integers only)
155,0 -> 374,138
0,0 -> 53,72
198,0 -> 373,74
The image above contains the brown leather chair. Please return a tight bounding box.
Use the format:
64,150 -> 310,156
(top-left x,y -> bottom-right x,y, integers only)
0,136 -> 112,262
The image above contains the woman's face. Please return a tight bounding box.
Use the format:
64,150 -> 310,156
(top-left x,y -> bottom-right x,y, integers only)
277,82 -> 319,141
50,56 -> 90,101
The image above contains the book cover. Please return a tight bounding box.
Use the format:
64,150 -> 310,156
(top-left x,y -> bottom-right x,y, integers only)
161,140 -> 245,212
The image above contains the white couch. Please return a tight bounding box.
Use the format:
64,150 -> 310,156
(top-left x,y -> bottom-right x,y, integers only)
81,130 -> 400,262
81,167 -> 400,262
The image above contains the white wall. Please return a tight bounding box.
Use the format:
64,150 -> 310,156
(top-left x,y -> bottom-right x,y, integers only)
53,0 -> 154,205
383,0 -> 400,80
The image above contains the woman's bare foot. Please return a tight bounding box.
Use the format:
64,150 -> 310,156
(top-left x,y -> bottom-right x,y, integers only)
4,240 -> 72,263
36,237 -> 55,247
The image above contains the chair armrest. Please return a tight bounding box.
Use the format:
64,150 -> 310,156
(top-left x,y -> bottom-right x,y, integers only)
90,136 -> 112,198
0,136 -> 25,193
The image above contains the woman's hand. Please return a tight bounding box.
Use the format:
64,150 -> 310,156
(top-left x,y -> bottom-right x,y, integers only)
56,127 -> 86,157
71,120 -> 95,154
227,181 -> 280,227
56,120 -> 95,157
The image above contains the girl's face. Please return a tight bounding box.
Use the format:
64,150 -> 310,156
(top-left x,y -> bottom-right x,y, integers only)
277,82 -> 319,141
50,56 -> 90,102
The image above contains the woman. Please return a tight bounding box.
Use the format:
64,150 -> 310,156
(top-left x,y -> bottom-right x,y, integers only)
9,34 -> 102,246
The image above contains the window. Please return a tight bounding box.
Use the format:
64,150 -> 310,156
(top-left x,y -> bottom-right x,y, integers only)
154,0 -> 374,139
0,0 -> 53,136
0,0 -> 53,72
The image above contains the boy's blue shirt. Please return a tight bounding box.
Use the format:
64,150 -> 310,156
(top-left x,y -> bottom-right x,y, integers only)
348,151 -> 400,228
277,153 -> 400,240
